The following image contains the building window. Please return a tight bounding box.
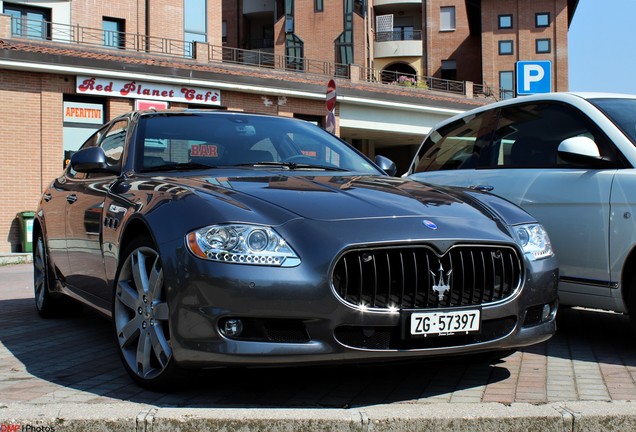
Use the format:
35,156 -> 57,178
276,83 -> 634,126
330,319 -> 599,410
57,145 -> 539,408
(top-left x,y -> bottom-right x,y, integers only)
262,26 -> 274,48
499,71 -> 514,100
353,0 -> 366,17
536,38 -> 551,53
498,40 -> 514,55
395,26 -> 415,40
276,0 -> 282,20
3,3 -> 51,39
315,0 -> 324,12
441,59 -> 457,81
184,0 -> 207,57
498,14 -> 512,29
286,34 -> 304,71
536,13 -> 550,27
103,18 -> 125,49
334,0 -> 355,78
440,6 -> 456,31
222,21 -> 227,44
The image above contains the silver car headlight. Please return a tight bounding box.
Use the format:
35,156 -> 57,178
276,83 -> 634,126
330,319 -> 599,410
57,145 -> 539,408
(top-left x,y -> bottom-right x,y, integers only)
186,224 -> 301,267
513,223 -> 553,260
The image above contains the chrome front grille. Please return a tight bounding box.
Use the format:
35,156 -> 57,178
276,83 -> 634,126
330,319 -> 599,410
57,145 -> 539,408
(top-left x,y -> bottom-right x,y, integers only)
332,245 -> 522,310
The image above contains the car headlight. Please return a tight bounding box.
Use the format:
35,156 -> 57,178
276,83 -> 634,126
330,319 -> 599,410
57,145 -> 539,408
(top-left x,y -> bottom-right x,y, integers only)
186,224 -> 301,267
513,223 -> 553,260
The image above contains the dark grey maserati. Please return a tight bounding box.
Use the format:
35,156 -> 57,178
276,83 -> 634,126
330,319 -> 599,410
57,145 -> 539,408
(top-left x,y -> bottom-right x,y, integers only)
33,110 -> 558,389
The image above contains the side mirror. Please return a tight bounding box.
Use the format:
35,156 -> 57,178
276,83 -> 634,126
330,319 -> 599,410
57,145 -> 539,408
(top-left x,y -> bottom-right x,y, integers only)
374,155 -> 398,177
557,136 -> 609,166
70,147 -> 117,174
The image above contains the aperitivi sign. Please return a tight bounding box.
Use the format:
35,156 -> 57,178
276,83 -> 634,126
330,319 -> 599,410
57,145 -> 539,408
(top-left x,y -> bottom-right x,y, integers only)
63,101 -> 104,124
76,76 -> 221,106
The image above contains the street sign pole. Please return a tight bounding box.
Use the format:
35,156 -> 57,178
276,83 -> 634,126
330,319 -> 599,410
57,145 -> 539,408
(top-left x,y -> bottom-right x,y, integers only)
325,79 -> 337,134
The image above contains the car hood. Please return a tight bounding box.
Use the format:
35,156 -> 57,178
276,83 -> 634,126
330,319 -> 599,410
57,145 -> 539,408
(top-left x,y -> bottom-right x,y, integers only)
176,173 -> 505,223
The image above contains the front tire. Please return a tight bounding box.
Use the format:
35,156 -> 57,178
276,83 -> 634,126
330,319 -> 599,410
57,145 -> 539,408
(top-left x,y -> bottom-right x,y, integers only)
33,234 -> 81,317
33,234 -> 55,317
113,237 -> 181,390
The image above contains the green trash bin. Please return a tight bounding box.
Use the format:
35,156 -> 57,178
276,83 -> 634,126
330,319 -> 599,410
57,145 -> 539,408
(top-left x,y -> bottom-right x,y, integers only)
17,211 -> 36,253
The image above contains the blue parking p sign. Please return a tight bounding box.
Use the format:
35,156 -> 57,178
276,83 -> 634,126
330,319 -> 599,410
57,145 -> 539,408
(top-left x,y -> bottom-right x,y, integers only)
516,61 -> 552,95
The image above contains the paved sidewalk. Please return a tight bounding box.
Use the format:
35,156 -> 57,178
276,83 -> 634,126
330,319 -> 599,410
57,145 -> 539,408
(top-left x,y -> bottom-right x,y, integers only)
1,263 -> 636,431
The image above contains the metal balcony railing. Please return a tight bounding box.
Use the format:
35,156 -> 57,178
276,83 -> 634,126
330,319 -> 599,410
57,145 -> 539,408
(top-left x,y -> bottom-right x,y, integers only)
375,29 -> 423,42
9,16 -> 194,58
6,17 -> 493,98
209,45 -> 352,78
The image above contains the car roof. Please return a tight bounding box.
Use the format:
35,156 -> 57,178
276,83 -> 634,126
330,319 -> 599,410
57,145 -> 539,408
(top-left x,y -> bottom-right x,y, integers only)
134,109 -> 285,119
433,92 -> 636,130
113,109 -> 295,125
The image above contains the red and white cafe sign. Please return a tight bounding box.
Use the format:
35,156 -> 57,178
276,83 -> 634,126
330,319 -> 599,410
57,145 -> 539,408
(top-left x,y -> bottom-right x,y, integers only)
76,76 -> 221,106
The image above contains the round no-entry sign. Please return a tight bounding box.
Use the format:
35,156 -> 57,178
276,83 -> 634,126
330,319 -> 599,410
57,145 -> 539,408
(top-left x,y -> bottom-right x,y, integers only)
326,79 -> 337,112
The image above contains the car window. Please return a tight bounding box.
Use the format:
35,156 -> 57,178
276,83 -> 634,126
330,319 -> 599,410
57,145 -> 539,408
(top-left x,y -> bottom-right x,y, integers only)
86,119 -> 128,178
101,119 -> 127,164
66,125 -> 106,180
488,102 -> 616,169
136,113 -> 381,174
411,109 -> 498,173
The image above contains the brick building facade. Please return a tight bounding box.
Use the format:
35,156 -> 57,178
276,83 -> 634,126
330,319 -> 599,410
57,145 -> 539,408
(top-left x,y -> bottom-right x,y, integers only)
223,0 -> 576,97
0,0 -> 577,253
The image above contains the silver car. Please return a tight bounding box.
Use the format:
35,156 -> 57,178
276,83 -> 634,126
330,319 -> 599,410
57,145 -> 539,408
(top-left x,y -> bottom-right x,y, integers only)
407,92 -> 636,325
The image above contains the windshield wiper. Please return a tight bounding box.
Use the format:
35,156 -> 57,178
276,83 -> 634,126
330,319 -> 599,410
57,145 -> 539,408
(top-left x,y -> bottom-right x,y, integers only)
232,161 -> 348,171
140,162 -> 216,172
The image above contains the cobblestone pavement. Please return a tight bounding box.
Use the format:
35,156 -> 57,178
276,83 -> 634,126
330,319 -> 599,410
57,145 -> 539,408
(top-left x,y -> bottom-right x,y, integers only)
1,263 -> 635,408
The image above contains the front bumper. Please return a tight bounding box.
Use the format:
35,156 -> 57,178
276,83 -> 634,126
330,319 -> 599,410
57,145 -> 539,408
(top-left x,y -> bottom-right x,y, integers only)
161,233 -> 559,369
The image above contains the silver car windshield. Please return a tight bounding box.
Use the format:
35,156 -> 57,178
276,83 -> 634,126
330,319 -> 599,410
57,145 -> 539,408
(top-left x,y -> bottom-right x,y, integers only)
589,98 -> 636,146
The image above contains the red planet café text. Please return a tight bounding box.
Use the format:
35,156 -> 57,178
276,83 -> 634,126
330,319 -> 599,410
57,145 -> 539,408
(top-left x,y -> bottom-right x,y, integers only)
77,77 -> 220,103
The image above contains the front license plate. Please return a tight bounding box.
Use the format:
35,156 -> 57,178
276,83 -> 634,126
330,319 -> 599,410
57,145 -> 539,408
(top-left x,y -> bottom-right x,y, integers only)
410,309 -> 481,337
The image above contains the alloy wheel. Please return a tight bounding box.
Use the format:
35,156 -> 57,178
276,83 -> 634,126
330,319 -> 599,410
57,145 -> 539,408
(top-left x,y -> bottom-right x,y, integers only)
33,236 -> 47,312
114,245 -> 172,381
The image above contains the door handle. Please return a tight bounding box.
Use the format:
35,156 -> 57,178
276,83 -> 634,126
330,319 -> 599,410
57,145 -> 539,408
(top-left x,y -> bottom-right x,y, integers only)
43,193 -> 52,202
66,194 -> 78,204
470,184 -> 494,192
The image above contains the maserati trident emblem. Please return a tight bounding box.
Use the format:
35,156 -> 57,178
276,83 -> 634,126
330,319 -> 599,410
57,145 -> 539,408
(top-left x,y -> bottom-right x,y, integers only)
422,220 -> 438,230
430,262 -> 452,301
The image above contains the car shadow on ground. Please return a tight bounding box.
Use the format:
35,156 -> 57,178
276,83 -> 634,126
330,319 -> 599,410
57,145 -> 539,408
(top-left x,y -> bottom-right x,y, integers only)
2,297 -> 634,407
0,296 -> 517,407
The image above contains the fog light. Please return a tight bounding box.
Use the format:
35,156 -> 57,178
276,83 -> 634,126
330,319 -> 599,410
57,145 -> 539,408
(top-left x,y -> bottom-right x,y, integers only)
541,304 -> 551,322
222,319 -> 243,337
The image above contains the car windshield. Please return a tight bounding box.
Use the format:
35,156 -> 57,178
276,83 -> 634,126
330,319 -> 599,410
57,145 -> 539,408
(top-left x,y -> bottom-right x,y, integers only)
589,98 -> 636,146
135,112 -> 381,174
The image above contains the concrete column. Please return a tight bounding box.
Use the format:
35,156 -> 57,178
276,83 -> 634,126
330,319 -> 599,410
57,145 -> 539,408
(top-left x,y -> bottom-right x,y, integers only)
368,140 -> 376,158
0,14 -> 12,39
465,81 -> 474,99
194,42 -> 210,64
349,65 -> 361,83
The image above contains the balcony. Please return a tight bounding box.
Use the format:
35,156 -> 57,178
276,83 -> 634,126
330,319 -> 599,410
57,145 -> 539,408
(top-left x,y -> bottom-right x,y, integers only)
376,29 -> 421,42
6,16 -> 194,57
374,29 -> 422,58
1,16 -> 492,98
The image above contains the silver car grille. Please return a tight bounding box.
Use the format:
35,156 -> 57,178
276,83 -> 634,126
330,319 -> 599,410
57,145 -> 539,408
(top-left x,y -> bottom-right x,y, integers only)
332,245 -> 522,310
